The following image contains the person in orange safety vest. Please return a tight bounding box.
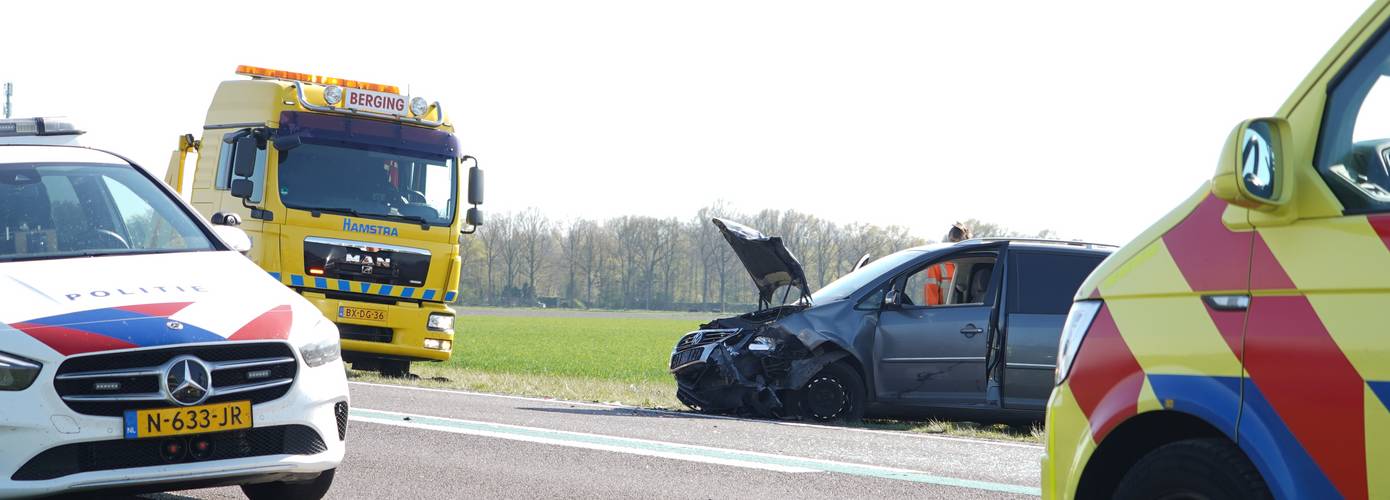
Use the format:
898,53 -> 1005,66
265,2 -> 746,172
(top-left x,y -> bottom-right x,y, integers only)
924,223 -> 972,305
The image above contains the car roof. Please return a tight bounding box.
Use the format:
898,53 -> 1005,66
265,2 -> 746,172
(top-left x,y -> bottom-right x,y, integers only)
908,239 -> 1114,257
0,144 -> 131,165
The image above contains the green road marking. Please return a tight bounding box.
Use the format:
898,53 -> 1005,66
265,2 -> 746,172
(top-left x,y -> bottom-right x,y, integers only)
352,408 -> 1040,496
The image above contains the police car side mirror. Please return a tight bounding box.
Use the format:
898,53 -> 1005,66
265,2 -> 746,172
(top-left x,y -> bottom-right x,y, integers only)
212,225 -> 253,255
230,178 -> 254,199
1212,117 -> 1293,211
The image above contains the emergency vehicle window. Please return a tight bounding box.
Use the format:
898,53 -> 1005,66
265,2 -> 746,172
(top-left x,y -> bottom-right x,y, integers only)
1317,30 -> 1390,212
1006,252 -> 1105,314
0,163 -> 213,261
103,177 -> 188,250
277,143 -> 456,226
900,255 -> 996,307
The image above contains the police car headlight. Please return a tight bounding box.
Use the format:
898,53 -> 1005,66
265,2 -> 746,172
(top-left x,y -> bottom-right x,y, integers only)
1055,300 -> 1103,386
427,313 -> 454,332
410,97 -> 429,117
0,351 -> 42,391
324,85 -> 344,105
300,319 -> 342,368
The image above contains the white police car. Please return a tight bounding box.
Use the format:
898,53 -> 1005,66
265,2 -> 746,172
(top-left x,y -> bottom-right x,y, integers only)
0,145 -> 348,498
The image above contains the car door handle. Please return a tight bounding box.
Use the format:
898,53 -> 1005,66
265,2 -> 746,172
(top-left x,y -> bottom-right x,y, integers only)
960,324 -> 984,337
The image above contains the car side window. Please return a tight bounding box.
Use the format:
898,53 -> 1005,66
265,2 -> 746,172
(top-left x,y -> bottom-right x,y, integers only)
901,255 -> 997,307
1317,29 -> 1390,212
1006,252 -> 1105,314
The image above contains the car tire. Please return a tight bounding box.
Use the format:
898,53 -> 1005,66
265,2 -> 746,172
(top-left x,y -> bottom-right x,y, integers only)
795,361 -> 866,423
1113,438 -> 1271,500
378,359 -> 411,378
242,469 -> 336,500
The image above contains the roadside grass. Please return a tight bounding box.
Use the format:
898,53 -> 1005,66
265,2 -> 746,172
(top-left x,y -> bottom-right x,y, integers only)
349,310 -> 1044,444
862,418 -> 1045,443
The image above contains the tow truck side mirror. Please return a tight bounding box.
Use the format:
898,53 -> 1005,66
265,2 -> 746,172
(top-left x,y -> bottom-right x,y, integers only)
231,135 -> 258,178
466,207 -> 484,226
230,178 -> 254,199
1212,117 -> 1293,211
467,164 -> 484,205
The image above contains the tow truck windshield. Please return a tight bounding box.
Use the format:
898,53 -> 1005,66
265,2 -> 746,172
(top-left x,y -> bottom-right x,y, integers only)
0,162 -> 214,262
277,143 -> 457,227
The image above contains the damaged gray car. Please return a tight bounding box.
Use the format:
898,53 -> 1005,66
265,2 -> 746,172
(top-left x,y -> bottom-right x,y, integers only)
670,219 -> 1111,422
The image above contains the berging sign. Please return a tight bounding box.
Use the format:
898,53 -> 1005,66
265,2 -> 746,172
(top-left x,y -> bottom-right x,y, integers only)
344,88 -> 407,116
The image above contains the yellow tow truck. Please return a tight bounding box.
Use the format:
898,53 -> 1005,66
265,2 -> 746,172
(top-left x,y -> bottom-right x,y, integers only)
165,65 -> 484,376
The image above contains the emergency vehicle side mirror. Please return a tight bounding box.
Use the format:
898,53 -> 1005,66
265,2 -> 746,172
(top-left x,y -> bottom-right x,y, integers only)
467,164 -> 484,205
1212,117 -> 1293,211
230,179 -> 254,199
232,135 -> 258,178
466,207 -> 484,226
212,225 -> 253,255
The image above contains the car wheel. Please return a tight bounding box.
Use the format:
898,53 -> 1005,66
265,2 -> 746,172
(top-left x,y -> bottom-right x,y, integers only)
242,469 -> 335,500
1114,438 -> 1271,500
378,360 -> 411,378
795,362 -> 866,423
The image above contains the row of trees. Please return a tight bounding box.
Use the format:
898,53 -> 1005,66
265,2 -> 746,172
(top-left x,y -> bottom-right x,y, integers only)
457,206 -> 1052,311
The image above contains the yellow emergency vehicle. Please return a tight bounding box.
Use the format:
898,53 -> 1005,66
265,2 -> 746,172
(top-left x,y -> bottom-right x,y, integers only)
1044,2 -> 1390,498
165,66 -> 484,377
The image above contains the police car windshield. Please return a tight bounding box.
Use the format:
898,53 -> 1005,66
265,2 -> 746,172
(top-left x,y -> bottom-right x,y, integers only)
277,143 -> 457,227
0,162 -> 215,262
810,249 -> 924,303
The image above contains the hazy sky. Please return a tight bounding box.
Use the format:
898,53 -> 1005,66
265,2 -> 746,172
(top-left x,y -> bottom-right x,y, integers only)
2,1 -> 1374,244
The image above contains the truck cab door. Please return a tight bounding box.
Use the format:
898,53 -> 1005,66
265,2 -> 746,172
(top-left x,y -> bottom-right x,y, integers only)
873,246 -> 1003,406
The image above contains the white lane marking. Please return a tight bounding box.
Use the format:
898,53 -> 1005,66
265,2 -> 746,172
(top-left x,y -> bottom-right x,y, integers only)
351,407 -> 1040,495
348,381 -> 1042,449
351,409 -> 817,474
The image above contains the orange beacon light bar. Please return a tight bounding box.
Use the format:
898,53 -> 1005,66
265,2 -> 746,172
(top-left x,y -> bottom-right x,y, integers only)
235,65 -> 401,94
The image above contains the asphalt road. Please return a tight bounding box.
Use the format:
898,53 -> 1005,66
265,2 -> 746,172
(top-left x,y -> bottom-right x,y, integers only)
134,382 -> 1041,499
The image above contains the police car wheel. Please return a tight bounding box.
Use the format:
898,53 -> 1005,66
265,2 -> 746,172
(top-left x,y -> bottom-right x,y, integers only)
242,468 -> 336,500
1113,438 -> 1270,500
796,362 -> 865,423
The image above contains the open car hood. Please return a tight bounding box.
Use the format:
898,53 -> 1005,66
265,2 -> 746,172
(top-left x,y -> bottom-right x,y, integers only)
712,218 -> 810,307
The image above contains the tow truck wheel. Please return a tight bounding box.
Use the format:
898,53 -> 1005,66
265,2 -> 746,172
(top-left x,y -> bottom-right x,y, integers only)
378,359 -> 411,378
242,468 -> 335,500
1113,438 -> 1271,500
795,362 -> 865,423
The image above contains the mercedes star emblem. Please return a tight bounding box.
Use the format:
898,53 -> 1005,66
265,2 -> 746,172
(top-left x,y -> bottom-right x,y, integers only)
164,356 -> 212,406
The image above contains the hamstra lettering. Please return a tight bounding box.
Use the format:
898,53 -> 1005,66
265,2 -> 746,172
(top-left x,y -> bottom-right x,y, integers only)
342,218 -> 400,237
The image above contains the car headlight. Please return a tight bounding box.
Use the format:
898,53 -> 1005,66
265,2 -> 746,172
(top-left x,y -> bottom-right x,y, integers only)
427,313 -> 455,332
0,351 -> 42,391
1055,300 -> 1103,385
300,320 -> 342,368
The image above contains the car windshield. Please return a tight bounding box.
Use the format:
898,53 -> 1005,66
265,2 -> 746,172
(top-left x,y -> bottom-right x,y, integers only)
277,143 -> 457,227
0,162 -> 215,262
810,248 -> 924,303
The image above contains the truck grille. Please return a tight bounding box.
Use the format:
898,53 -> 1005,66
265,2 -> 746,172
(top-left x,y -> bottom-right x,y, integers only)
338,323 -> 394,343
53,342 -> 298,417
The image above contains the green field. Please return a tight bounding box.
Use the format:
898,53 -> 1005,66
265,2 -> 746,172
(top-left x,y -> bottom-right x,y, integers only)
351,309 -> 1041,442
448,314 -> 700,384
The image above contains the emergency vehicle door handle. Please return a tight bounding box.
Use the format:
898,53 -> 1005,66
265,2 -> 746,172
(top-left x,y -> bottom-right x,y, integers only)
960,324 -> 984,337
